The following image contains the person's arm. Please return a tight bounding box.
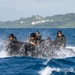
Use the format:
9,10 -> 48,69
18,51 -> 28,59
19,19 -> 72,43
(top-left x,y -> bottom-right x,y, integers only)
29,42 -> 36,46
61,36 -> 66,48
29,39 -> 37,46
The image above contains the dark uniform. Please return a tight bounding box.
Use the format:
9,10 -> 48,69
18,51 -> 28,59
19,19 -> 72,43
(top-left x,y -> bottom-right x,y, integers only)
25,33 -> 36,56
29,33 -> 37,46
45,37 -> 53,48
53,30 -> 66,49
7,33 -> 17,42
35,31 -> 43,46
6,34 -> 24,55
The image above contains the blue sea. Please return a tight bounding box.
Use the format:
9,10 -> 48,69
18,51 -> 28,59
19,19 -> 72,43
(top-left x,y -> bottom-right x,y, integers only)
0,28 -> 75,75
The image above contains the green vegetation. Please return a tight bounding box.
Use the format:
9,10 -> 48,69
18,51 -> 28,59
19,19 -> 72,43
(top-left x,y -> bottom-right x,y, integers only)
0,13 -> 75,28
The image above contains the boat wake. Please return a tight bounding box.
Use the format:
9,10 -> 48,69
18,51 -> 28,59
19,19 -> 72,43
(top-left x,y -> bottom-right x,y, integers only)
0,40 -> 75,75
0,41 -> 75,59
39,66 -> 75,75
52,46 -> 75,59
0,40 -> 9,58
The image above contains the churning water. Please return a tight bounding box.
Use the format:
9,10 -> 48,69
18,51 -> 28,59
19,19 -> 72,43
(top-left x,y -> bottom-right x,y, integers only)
0,28 -> 75,75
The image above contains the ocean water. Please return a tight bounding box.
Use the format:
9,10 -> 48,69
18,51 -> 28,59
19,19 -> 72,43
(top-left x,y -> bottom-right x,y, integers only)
0,28 -> 75,75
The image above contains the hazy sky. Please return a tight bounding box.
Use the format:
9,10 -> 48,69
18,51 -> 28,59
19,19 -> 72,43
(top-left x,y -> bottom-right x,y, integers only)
0,0 -> 75,21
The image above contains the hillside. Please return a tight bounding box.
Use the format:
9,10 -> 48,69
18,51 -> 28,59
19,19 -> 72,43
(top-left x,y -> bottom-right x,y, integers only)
0,13 -> 75,28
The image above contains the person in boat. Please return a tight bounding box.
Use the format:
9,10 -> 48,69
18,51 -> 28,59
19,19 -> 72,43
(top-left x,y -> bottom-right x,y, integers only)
24,33 -> 37,56
6,33 -> 23,55
29,33 -> 37,46
7,33 -> 17,42
6,33 -> 18,45
45,37 -> 53,49
53,30 -> 66,49
35,31 -> 44,46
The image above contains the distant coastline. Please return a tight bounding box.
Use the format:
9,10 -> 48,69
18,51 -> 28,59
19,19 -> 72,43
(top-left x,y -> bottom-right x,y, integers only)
0,13 -> 75,28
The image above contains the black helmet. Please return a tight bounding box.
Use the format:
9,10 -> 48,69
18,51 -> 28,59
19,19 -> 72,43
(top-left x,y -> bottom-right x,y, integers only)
8,33 -> 14,38
30,33 -> 36,37
46,37 -> 51,40
57,30 -> 62,34
35,31 -> 40,34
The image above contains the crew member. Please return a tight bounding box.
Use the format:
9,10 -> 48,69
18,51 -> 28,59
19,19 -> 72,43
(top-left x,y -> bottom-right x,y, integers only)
29,33 -> 37,46
53,30 -> 66,49
35,31 -> 43,46
45,37 -> 53,48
